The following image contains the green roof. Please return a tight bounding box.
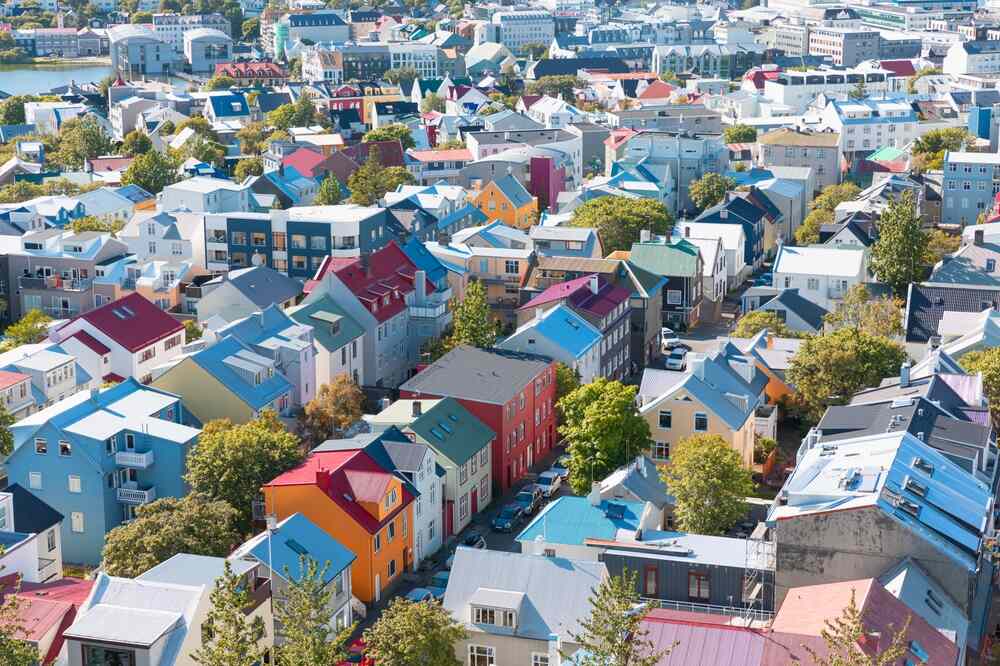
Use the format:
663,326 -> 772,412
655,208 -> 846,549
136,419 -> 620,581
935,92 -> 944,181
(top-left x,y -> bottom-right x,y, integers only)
409,397 -> 495,466
867,146 -> 907,162
287,295 -> 364,353
627,238 -> 701,278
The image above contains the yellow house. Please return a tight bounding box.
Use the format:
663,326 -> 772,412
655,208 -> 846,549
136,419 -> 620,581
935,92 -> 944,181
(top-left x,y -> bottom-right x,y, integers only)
473,174 -> 538,229
638,348 -> 767,468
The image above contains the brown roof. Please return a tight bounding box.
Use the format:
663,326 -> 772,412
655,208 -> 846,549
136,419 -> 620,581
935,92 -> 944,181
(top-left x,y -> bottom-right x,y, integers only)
758,127 -> 840,147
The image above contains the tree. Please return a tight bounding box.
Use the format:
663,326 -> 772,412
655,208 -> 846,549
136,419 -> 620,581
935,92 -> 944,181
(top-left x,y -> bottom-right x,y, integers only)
794,208 -> 832,245
450,280 -> 497,348
363,123 -> 415,150
786,328 -> 907,420
848,79 -> 867,100
122,149 -> 178,194
298,375 -> 364,445
912,127 -> 972,172
236,122 -> 267,154
185,410 -> 304,531
101,494 -> 240,578
906,66 -> 941,94
241,16 -> 259,39
69,215 -> 122,235
121,129 -> 153,157
961,348 -> 1000,427
314,174 -> 344,205
558,379 -> 651,494
723,124 -> 757,143
203,74 -> 237,91
733,310 -> 793,338
382,66 -> 419,87
823,284 -> 902,338
525,75 -> 582,100
0,95 -> 46,125
569,196 -> 673,253
420,92 -> 445,113
554,362 -> 581,405
0,403 -> 13,457
869,191 -> 927,295
180,134 -> 226,167
812,182 -> 861,214
689,173 -> 736,211
567,570 -> 670,666
804,589 -> 911,666
184,319 -> 203,341
192,561 -> 267,666
234,156 -> 264,181
0,575 -> 37,666
54,116 -> 113,169
275,557 -> 354,666
177,115 -> 218,141
131,10 -> 153,22
347,148 -> 415,205
158,119 -> 176,136
663,434 -> 754,535
363,597 -> 466,666
924,228 -> 961,265
2,309 -> 51,348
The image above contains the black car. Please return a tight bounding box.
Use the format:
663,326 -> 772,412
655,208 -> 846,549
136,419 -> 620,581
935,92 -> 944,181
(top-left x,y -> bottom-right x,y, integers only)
514,485 -> 543,515
491,503 -> 524,532
463,529 -> 487,548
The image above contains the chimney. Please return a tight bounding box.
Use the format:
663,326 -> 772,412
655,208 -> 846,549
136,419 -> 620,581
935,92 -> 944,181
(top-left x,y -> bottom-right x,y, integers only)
535,307 -> 545,321
720,209 -> 728,220
689,354 -> 706,380
412,400 -> 422,417
975,229 -> 985,246
639,229 -> 651,243
90,387 -> 100,400
588,275 -> 599,294
588,481 -> 602,506
415,269 -> 426,304
899,361 -> 911,388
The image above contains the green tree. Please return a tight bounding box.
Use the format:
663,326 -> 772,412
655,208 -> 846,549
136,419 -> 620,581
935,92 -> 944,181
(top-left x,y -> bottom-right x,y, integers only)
0,574 -> 37,666
567,570 -> 671,666
0,403 -> 14,457
558,379 -> 651,494
723,124 -> 757,143
794,208 -> 832,245
420,92 -> 445,113
382,66 -> 419,87
314,174 -> 344,205
848,79 -> 867,100
733,310 -> 794,338
0,96 -> 42,125
525,75 -> 582,100
101,494 -> 240,578
275,557 -> 354,666
121,129 -> 153,157
924,228 -> 961,265
234,156 -> 264,181
177,115 -> 218,141
241,16 -> 259,39
203,74 -> 237,91
192,561 -> 267,666
184,319 -> 203,341
869,191 -> 927,295
297,375 -> 364,445
69,215 -> 122,235
786,327 -> 907,420
554,362 -> 581,406
961,348 -> 1000,427
906,66 -> 942,94
812,182 -> 861,214
521,42 -> 548,59
912,127 -> 972,172
236,121 -> 267,154
158,119 -> 176,136
450,280 -> 498,349
54,116 -> 113,169
347,148 -> 415,205
131,10 -> 153,22
363,123 -> 415,150
664,434 -> 753,535
1,309 -> 51,349
179,134 -> 226,167
122,149 -> 178,194
363,597 -> 466,666
824,284 -> 902,338
689,173 -> 736,211
569,196 -> 673,253
804,589 -> 911,666
659,70 -> 681,85
185,410 -> 304,531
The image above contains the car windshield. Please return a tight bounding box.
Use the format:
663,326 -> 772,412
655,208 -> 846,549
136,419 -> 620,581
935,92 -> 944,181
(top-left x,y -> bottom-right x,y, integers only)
516,492 -> 532,501
499,508 -> 517,519
537,476 -> 552,486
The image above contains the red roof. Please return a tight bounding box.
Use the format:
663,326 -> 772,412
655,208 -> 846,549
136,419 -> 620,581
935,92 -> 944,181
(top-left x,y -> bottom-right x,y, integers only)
86,156 -> 134,173
282,147 -> 327,179
879,59 -> 917,77
16,578 -> 94,664
214,61 -> 287,78
638,80 -> 674,100
59,293 -> 182,353
0,369 -> 29,390
67,330 -> 110,355
520,95 -> 543,110
520,274 -> 629,318
604,128 -> 637,149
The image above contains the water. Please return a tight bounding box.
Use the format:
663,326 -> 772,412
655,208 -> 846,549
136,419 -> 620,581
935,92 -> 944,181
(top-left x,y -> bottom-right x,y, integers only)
0,63 -> 114,95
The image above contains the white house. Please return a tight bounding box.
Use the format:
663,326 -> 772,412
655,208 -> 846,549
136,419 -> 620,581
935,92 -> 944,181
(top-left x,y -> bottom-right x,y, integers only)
674,221 -> 749,289
0,485 -> 64,584
497,304 -> 602,383
771,243 -> 868,310
816,98 -> 918,155
943,40 -> 1000,76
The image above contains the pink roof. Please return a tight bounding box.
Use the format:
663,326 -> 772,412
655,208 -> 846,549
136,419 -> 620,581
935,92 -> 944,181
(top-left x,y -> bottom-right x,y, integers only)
12,596 -> 72,642
282,147 -> 327,179
640,610 -> 766,665
407,148 -> 472,162
16,578 -> 94,664
67,330 -> 110,355
19,578 -> 95,605
520,274 -> 629,317
638,80 -> 674,100
604,128 -> 637,149
0,369 -> 29,390
60,293 -> 182,353
86,156 -> 134,172
214,61 -> 287,77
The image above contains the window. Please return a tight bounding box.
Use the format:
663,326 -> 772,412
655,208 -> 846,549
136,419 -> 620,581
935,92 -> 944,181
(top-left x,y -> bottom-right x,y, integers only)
651,441 -> 670,461
504,260 -> 519,274
807,278 -> 820,290
989,259 -> 996,272
29,471 -> 41,489
658,411 -> 671,429
71,512 -> 84,533
139,346 -> 156,363
667,290 -> 682,305
480,476 -> 489,503
388,520 -> 396,542
459,493 -> 469,521
644,566 -> 659,596
532,654 -> 550,666
83,646 -> 136,666
388,558 -> 397,577
469,645 -> 495,666
688,572 -> 710,600
251,232 -> 266,247
291,234 -> 307,249
480,447 -> 488,466
694,413 -> 708,432
374,532 -> 381,553
68,475 -> 81,493
47,529 -> 55,552
384,487 -> 398,510
310,236 -> 327,250
165,334 -> 181,350
35,438 -> 47,454
231,231 -> 247,245
125,434 -> 135,450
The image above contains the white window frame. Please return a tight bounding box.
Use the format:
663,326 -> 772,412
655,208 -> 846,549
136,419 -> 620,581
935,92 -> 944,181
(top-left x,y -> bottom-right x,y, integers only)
71,512 -> 84,533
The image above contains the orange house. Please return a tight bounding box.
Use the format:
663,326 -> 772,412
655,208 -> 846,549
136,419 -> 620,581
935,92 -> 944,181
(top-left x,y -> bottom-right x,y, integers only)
262,448 -> 415,604
473,174 -> 539,229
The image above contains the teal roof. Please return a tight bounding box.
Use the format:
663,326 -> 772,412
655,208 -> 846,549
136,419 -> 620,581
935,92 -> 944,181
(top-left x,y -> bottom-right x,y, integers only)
409,397 -> 495,466
628,237 -> 701,277
516,496 -> 645,546
287,295 -> 364,353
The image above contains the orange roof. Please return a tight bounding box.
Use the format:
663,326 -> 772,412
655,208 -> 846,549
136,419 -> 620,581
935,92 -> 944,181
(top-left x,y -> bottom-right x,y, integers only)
772,579 -> 875,636
407,148 -> 472,162
0,370 -> 28,390
604,128 -> 637,149
638,80 -> 674,100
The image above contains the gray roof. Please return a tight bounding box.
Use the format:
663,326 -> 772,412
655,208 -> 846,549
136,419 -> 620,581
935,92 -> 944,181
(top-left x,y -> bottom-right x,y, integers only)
399,345 -> 551,405
138,553 -> 256,588
760,288 -> 829,330
600,456 -> 674,509
381,439 -> 430,472
208,265 -> 303,309
443,547 -> 606,642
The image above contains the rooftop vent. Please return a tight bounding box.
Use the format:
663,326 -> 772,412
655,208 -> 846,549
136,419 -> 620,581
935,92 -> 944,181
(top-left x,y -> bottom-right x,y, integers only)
904,476 -> 927,497
912,457 -> 934,476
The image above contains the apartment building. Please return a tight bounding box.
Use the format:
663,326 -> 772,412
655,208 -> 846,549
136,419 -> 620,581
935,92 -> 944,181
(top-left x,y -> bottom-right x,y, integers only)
817,98 -> 918,156
482,11 -> 555,55
152,12 -> 230,52
389,43 -> 441,79
808,26 -> 880,66
758,128 -> 841,192
941,151 -> 1000,227
762,67 -> 890,111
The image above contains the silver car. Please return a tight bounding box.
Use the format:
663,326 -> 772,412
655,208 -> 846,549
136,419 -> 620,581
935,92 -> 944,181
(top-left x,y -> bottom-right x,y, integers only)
665,348 -> 687,371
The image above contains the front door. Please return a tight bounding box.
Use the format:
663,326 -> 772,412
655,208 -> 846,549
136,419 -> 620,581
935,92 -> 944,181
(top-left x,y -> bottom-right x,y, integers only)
374,574 -> 381,603
471,488 -> 478,515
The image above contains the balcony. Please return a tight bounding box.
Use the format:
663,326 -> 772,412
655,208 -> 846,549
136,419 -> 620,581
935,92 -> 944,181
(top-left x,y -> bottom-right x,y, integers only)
42,306 -> 79,319
244,577 -> 271,615
409,302 -> 448,319
116,484 -> 156,504
18,275 -> 93,292
330,247 -> 361,258
116,450 -> 155,469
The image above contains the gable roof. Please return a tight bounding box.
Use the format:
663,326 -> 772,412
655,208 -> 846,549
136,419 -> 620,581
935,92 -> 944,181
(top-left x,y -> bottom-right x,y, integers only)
189,335 -> 292,409
206,265 -> 303,310
503,303 -> 601,359
59,292 -> 182,353
628,237 -> 701,277
520,273 -> 629,317
773,244 -> 866,278
904,283 -> 1000,342
409,397 -> 495,465
7,483 -> 63,534
490,173 -> 533,208
759,288 -> 829,330
232,512 -> 356,584
399,345 -> 551,405
286,295 -> 364,353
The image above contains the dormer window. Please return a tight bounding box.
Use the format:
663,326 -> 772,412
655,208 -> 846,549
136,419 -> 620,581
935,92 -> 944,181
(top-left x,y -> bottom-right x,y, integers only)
384,487 -> 398,510
473,606 -> 516,628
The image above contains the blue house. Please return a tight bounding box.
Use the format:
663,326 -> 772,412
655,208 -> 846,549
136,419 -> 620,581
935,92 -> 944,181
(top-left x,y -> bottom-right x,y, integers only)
691,195 -> 767,272
6,379 -> 201,564
401,236 -> 450,291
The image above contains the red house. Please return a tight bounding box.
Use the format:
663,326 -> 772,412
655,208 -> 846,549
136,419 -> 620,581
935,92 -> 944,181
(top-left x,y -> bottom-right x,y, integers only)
398,345 -> 557,495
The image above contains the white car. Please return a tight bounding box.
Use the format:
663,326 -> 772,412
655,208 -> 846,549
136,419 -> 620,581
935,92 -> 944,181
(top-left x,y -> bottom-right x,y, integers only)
537,470 -> 563,497
661,327 -> 680,351
665,348 -> 687,371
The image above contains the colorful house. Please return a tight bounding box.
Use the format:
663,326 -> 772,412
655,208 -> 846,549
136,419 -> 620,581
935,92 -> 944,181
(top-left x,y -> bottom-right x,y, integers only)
473,174 -> 539,229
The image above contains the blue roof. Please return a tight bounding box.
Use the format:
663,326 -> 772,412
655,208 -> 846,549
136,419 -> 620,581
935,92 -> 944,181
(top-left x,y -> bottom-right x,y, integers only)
516,496 -> 645,546
189,335 -> 292,410
492,174 -> 533,208
506,303 -> 601,359
208,92 -> 250,118
438,203 -> 487,234
245,513 -> 356,584
401,236 -> 448,288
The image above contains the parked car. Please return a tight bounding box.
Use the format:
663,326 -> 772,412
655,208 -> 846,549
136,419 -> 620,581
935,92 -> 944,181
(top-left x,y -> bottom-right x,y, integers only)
491,503 -> 524,532
665,348 -> 687,371
661,326 -> 680,350
431,570 -> 450,589
515,485 -> 543,515
536,470 -> 563,498
551,455 -> 570,480
754,272 -> 773,287
427,585 -> 446,601
463,529 -> 487,549
405,587 -> 435,602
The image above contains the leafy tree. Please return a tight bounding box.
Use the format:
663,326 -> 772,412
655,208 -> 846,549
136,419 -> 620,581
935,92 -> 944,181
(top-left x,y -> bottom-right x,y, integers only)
0,575 -> 37,666
363,123 -> 415,150
450,280 -> 498,348
723,124 -> 757,143
192,561 -> 267,666
526,75 -> 582,100
689,173 -> 736,211
435,138 -> 465,150
121,129 -> 153,157
664,434 -> 754,535
794,208 -> 832,245
824,284 -> 902,338
754,435 -> 777,465
659,70 -> 681,85
961,348 -> 1000,427
0,95 -> 46,125
912,127 -> 972,172
558,379 -> 651,494
122,149 -> 178,194
101,494 -> 240,578
1,309 -> 51,349
184,319 -> 203,341
786,327 -> 907,420
906,66 -> 942,94
131,10 -> 153,22
177,115 -> 218,141
179,134 -> 226,167
234,156 -> 264,181
203,74 -> 237,91
314,174 -> 344,205
0,403 -> 13,457
569,196 -> 673,253
848,79 -> 867,100
812,182 -> 861,214
420,92 -> 445,113
924,228 -> 961,265
869,191 -> 927,295
69,215 -> 122,235
733,310 -> 793,338
275,557 -> 354,666
554,362 -> 581,405
363,597 -> 466,666
383,66 -> 419,86
54,116 -> 113,169
236,122 -> 267,154
567,570 -> 670,666
297,375 -> 364,445
242,16 -> 259,39
158,119 -> 176,136
347,147 -> 415,205
185,410 -> 304,531
804,589 -> 911,666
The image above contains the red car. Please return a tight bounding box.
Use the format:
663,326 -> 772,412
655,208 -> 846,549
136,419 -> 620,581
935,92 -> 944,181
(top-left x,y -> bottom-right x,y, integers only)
337,639 -> 374,666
